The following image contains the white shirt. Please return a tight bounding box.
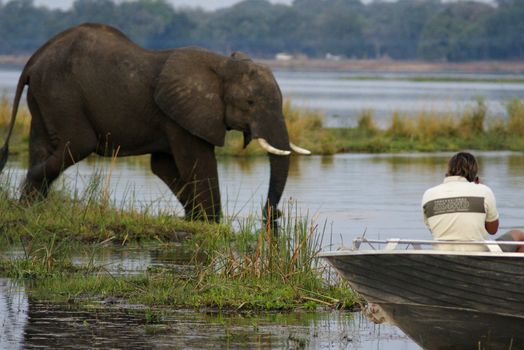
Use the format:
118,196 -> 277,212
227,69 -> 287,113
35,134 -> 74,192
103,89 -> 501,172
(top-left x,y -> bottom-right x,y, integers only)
421,176 -> 499,251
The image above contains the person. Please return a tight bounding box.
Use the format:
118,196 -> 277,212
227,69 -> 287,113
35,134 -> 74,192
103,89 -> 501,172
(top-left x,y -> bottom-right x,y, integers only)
422,152 -> 524,252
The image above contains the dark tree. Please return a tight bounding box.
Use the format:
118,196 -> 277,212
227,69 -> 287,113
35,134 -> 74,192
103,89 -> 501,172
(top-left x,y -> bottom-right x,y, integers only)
0,0 -> 521,61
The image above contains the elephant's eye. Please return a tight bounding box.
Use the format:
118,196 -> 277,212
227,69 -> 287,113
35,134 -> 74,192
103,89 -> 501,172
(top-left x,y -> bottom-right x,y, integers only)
247,100 -> 255,107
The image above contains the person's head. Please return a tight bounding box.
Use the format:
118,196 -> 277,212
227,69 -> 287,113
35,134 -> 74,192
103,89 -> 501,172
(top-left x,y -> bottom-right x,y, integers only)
446,152 -> 478,182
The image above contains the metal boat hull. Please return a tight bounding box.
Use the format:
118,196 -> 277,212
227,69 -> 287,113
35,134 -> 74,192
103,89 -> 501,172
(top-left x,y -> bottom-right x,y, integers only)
381,302 -> 522,349
323,251 -> 524,350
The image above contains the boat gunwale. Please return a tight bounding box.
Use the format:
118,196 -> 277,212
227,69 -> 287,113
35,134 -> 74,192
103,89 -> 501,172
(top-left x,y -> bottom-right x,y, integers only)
319,249 -> 524,258
319,238 -> 524,257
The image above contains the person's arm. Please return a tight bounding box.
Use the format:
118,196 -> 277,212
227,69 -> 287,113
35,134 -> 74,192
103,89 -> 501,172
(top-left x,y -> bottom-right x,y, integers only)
482,184 -> 499,235
485,219 -> 499,235
421,192 -> 431,229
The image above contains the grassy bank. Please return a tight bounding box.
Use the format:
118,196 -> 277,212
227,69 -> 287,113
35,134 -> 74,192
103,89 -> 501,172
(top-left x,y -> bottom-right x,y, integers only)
222,98 -> 524,154
334,98 -> 524,153
2,96 -> 524,155
0,171 -> 356,311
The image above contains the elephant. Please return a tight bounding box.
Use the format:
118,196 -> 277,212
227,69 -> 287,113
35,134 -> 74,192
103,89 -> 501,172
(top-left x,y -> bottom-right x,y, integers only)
0,23 -> 310,223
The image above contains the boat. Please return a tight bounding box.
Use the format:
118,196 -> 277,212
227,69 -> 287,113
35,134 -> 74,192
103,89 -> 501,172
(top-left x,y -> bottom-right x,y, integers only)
320,238 -> 524,350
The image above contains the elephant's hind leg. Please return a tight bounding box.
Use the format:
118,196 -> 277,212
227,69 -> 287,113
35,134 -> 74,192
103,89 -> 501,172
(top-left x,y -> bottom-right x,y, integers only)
22,94 -> 97,201
22,92 -> 54,200
151,152 -> 188,213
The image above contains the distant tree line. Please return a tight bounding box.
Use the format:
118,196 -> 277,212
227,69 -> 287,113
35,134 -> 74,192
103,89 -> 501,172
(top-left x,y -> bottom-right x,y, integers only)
0,0 -> 522,61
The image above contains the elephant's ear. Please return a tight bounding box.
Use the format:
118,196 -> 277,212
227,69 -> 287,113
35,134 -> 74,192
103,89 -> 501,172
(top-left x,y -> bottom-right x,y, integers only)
154,49 -> 226,147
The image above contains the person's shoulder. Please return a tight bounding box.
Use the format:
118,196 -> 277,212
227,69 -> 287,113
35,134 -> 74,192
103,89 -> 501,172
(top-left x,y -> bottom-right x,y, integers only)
476,183 -> 496,196
476,183 -> 492,190
422,183 -> 442,202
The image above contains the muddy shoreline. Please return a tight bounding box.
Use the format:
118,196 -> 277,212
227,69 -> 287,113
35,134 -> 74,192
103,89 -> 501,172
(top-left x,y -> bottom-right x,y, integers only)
3,54 -> 524,73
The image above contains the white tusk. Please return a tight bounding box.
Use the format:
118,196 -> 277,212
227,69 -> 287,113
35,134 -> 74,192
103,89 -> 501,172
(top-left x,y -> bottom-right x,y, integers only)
257,138 -> 291,156
289,142 -> 311,155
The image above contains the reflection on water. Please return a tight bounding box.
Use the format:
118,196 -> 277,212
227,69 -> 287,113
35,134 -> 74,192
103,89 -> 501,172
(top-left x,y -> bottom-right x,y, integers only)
2,151 -> 524,246
71,245 -> 195,275
0,279 -> 27,349
0,277 -> 417,349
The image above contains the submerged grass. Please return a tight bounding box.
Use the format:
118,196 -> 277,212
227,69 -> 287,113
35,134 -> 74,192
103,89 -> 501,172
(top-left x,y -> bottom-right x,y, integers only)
0,164 -> 355,311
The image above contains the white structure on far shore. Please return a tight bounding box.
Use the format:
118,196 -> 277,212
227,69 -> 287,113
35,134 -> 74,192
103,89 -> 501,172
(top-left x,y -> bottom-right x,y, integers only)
275,52 -> 293,61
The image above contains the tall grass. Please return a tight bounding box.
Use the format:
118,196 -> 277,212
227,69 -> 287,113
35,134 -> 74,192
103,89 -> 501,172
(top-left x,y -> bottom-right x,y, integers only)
384,100 -> 488,142
0,95 -> 31,152
356,109 -> 378,135
346,98 -> 524,152
507,99 -> 524,135
208,203 -> 324,280
283,100 -> 336,155
174,201 -> 354,309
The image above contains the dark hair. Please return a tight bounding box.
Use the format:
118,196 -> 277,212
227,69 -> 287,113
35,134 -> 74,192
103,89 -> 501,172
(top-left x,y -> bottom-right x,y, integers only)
446,152 -> 478,182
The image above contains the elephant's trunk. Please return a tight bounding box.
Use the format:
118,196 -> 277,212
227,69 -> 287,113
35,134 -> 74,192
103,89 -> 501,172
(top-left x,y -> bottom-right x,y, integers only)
264,152 -> 290,223
261,118 -> 290,229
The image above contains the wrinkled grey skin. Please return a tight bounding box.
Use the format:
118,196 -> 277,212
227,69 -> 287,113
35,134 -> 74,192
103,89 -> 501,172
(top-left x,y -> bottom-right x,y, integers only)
0,23 -> 290,223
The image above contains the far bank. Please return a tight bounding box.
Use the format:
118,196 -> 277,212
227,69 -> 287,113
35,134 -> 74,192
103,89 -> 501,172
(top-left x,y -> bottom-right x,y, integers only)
3,55 -> 524,74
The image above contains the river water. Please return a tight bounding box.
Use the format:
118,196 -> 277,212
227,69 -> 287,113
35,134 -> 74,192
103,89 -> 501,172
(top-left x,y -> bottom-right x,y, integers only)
2,68 -> 524,127
1,67 -> 524,349
274,70 -> 524,127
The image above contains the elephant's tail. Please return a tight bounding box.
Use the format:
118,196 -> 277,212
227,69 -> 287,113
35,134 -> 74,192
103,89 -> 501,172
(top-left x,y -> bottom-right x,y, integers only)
0,69 -> 29,173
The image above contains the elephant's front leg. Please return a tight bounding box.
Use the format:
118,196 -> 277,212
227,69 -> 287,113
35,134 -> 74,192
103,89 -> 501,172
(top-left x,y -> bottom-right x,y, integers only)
166,126 -> 221,222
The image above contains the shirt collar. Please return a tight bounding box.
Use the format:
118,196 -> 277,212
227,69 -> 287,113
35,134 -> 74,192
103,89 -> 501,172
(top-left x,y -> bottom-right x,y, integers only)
444,176 -> 469,183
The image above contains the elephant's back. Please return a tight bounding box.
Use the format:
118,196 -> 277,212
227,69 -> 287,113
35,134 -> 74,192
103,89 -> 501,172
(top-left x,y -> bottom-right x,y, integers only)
26,23 -> 143,76
25,23 -> 167,106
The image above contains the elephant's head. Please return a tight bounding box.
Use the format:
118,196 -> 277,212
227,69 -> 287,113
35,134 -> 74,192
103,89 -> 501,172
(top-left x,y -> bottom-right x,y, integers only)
154,48 -> 309,223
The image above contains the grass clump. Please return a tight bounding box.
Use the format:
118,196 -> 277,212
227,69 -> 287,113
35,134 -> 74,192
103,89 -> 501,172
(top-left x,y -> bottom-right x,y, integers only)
356,109 -> 378,136
173,202 -> 356,310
